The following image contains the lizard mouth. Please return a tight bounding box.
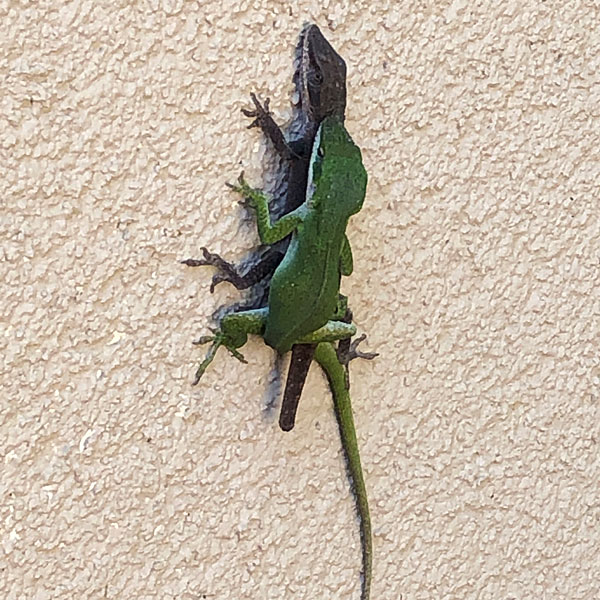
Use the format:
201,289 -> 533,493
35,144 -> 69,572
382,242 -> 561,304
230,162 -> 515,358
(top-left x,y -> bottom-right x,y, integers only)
299,24 -> 315,120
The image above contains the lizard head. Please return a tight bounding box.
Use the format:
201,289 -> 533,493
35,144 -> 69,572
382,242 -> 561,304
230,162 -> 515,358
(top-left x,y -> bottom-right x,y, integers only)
307,116 -> 367,217
297,24 -> 347,123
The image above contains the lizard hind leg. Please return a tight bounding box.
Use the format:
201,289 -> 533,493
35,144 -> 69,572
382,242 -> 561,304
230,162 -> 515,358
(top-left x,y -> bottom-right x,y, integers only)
182,247 -> 250,293
192,333 -> 231,385
192,307 -> 269,385
337,333 -> 379,366
182,247 -> 282,292
296,319 -> 356,345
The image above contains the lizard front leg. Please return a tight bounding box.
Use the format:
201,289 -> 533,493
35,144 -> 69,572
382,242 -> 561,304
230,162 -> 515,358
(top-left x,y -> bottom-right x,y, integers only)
242,93 -> 300,161
228,174 -> 304,245
182,173 -> 304,291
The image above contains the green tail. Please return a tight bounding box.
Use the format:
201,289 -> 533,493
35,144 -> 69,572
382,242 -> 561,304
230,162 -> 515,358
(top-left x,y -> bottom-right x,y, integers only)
314,342 -> 372,600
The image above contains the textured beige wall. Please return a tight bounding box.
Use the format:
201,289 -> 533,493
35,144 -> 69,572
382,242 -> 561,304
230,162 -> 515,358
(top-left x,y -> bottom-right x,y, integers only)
2,1 -> 600,598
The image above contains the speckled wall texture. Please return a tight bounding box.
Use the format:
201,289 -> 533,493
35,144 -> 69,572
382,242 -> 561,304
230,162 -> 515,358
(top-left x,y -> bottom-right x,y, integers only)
2,1 -> 599,599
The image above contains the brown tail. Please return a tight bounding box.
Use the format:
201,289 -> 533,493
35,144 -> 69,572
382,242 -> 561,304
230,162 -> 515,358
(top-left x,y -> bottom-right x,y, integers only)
279,343 -> 317,431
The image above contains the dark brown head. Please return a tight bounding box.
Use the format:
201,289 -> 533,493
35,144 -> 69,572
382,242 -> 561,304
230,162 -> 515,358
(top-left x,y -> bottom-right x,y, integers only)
297,24 -> 347,123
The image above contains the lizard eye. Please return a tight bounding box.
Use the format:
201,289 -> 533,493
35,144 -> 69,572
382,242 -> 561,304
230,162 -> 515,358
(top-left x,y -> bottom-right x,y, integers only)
317,147 -> 324,158
310,69 -> 323,85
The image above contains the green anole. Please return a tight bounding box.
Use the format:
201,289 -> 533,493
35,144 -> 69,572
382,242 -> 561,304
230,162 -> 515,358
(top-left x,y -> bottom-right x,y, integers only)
182,24 -> 351,430
192,115 -> 373,599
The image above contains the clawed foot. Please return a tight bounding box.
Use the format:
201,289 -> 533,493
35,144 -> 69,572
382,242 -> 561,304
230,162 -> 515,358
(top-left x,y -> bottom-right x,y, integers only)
241,93 -> 271,130
337,334 -> 378,389
337,334 -> 378,367
226,172 -> 264,212
192,331 -> 247,385
181,248 -> 237,293
241,93 -> 295,160
226,172 -> 258,204
180,247 -> 213,268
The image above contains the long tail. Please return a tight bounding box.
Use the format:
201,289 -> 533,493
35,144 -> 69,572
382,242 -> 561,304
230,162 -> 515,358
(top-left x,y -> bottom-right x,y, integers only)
314,342 -> 372,600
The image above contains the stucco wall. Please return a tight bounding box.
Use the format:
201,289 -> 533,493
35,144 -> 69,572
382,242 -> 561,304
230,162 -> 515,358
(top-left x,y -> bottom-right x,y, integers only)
2,1 -> 599,598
